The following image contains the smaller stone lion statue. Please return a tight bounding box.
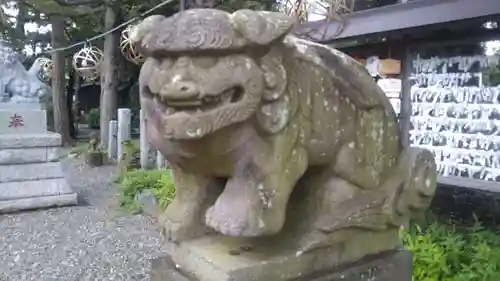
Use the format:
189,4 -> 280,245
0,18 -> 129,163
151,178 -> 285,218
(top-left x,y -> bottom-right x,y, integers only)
131,9 -> 437,254
0,40 -> 49,104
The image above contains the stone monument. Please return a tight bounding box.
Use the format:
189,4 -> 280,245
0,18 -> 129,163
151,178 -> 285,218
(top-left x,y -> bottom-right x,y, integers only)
0,40 -> 77,213
132,9 -> 437,281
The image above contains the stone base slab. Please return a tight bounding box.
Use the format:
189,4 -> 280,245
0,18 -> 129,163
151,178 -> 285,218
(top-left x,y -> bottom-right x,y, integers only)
150,248 -> 412,281
0,178 -> 74,201
0,133 -> 62,165
0,146 -> 59,164
159,230 -> 401,281
0,109 -> 47,134
0,133 -> 61,148
0,103 -> 41,110
0,132 -> 77,213
0,178 -> 77,213
0,162 -> 65,183
0,193 -> 78,213
306,250 -> 412,281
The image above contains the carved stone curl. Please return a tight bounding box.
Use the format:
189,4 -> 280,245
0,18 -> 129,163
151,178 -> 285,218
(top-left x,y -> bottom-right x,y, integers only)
135,8 -> 437,278
33,57 -> 54,82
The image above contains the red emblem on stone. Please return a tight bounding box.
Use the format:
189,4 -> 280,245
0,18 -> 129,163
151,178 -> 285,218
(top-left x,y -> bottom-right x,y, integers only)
8,114 -> 24,128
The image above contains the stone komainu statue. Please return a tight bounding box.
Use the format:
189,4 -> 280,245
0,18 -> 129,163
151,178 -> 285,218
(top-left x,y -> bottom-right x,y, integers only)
0,40 -> 49,103
131,9 -> 437,253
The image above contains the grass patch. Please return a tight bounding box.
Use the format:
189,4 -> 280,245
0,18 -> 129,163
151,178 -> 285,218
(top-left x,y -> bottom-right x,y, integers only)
69,141 -> 88,157
116,169 -> 175,214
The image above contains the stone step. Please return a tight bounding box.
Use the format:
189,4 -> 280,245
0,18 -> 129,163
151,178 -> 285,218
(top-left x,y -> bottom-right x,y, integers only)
0,178 -> 74,201
0,146 -> 59,165
0,193 -> 78,213
0,162 -> 65,183
0,133 -> 61,149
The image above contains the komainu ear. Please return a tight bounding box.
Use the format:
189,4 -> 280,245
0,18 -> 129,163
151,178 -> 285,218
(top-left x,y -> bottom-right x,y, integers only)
230,10 -> 295,45
129,15 -> 166,45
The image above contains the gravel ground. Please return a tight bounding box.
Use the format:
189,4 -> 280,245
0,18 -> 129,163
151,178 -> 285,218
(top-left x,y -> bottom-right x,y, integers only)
0,156 -> 166,281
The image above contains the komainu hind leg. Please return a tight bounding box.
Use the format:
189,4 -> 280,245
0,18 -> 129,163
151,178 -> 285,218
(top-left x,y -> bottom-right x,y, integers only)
391,147 -> 437,223
295,147 -> 437,253
334,109 -> 400,190
323,146 -> 436,232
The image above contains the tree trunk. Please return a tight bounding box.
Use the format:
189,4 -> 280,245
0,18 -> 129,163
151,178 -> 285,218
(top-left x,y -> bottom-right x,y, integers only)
99,3 -> 120,150
50,15 -> 73,146
66,68 -> 76,139
74,71 -> 82,137
14,1 -> 27,51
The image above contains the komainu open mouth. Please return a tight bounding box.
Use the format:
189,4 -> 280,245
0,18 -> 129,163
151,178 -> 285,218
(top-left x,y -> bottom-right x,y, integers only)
143,84 -> 258,140
159,86 -> 244,113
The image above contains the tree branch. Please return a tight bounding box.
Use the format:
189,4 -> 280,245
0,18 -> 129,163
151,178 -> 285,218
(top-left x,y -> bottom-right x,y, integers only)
21,0 -> 105,17
53,0 -> 103,8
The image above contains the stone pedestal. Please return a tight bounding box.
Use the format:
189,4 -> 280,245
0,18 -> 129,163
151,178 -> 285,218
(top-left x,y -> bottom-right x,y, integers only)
150,231 -> 411,281
150,243 -> 411,281
0,104 -> 77,213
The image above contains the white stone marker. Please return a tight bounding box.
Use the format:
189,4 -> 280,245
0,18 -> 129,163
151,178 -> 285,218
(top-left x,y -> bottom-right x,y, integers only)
117,108 -> 131,162
156,151 -> 166,169
108,120 -> 118,161
140,109 -> 150,169
0,103 -> 47,134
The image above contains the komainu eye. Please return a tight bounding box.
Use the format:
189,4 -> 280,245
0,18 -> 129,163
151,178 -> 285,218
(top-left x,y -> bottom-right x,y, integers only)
160,58 -> 173,69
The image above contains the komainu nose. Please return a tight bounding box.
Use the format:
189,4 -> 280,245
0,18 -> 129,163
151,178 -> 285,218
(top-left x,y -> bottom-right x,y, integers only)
160,81 -> 200,100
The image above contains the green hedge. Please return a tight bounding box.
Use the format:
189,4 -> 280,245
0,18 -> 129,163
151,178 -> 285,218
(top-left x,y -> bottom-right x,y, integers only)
116,169 -> 500,280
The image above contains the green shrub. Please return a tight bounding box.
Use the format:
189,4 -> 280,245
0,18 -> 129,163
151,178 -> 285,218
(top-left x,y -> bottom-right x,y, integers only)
86,108 -> 100,129
117,169 -> 176,214
403,215 -> 500,281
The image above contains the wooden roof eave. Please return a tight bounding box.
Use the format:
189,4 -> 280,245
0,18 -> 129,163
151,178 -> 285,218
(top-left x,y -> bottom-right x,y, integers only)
296,0 -> 500,42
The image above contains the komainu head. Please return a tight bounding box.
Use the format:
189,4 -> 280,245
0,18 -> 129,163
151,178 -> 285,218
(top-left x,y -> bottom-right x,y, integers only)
133,9 -> 295,140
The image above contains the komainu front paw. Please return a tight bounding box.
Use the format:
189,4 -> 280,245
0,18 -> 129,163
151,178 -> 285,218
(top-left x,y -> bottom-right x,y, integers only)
160,199 -> 210,243
204,181 -> 286,237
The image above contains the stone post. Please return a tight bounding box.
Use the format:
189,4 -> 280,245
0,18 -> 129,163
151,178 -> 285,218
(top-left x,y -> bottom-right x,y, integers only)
117,108 -> 131,162
107,120 -> 118,162
140,109 -> 149,169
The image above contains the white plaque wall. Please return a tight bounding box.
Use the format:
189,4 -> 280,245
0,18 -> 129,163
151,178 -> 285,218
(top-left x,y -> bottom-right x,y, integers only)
410,53 -> 500,181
